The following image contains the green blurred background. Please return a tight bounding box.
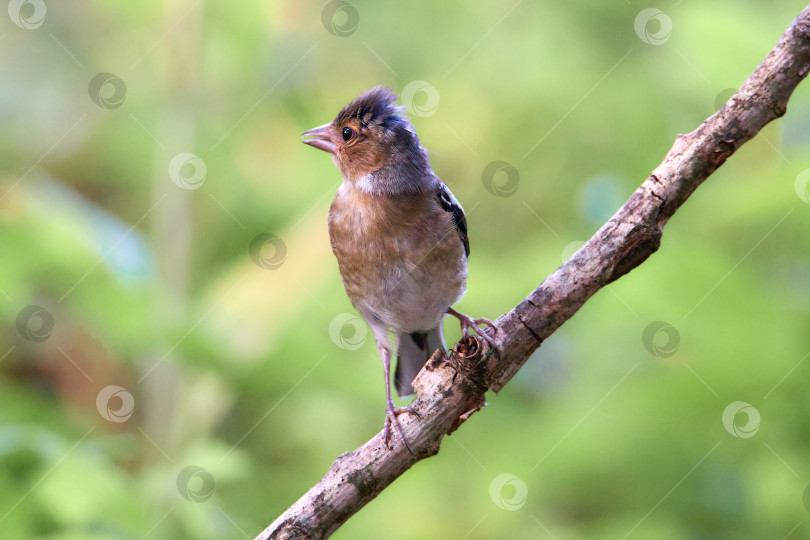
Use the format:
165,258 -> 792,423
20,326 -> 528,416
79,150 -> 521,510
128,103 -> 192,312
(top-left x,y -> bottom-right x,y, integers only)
2,1 -> 810,538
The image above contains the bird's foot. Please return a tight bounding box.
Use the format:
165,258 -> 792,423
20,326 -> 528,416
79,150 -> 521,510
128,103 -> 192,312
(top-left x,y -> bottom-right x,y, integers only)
383,401 -> 420,455
447,307 -> 498,348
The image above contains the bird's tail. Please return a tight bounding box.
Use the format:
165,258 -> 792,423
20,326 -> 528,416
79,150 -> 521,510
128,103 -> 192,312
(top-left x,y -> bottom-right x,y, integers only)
395,325 -> 445,398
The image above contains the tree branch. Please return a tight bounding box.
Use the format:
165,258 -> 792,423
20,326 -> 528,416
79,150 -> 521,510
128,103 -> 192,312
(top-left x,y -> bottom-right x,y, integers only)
257,6 -> 810,539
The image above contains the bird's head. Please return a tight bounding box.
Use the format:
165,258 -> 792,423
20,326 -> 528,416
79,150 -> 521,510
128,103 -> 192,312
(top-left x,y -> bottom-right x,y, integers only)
302,86 -> 431,194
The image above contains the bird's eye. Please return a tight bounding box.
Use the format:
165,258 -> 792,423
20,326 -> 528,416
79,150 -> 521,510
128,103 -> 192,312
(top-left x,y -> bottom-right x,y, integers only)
342,126 -> 354,141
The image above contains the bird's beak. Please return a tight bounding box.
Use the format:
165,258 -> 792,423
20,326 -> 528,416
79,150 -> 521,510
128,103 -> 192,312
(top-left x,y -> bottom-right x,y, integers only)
301,123 -> 337,154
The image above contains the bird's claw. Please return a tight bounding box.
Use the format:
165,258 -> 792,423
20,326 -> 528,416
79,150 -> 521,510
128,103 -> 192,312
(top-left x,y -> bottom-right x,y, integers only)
447,308 -> 499,348
383,403 -> 418,454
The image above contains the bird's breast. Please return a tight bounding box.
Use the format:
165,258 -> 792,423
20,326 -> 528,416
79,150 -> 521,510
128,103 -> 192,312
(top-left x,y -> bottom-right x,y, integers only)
327,184 -> 466,332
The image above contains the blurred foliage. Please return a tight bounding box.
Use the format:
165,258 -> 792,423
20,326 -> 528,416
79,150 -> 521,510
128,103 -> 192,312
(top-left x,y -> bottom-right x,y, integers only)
2,1 -> 810,539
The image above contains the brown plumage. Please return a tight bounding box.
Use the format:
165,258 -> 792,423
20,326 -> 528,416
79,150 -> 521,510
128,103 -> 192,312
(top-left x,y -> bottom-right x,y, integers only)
302,86 -> 495,449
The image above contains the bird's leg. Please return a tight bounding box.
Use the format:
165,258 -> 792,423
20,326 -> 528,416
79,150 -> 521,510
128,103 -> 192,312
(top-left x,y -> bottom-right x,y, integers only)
446,307 -> 498,347
376,339 -> 417,454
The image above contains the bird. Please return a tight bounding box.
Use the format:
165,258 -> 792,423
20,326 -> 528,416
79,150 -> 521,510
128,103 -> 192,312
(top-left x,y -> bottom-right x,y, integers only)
302,85 -> 496,449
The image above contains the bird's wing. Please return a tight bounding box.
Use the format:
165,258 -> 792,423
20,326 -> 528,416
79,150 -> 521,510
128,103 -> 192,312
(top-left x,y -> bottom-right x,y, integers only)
436,181 -> 470,257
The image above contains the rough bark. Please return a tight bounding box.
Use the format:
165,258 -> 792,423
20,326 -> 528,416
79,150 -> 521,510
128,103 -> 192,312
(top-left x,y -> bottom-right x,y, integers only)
256,6 -> 810,539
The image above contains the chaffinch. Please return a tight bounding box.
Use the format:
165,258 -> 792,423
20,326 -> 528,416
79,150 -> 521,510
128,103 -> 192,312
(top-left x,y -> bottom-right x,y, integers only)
302,86 -> 495,449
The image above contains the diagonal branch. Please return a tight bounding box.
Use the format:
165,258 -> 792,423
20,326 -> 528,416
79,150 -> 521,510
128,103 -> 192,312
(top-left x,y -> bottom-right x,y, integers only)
257,6 -> 810,539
